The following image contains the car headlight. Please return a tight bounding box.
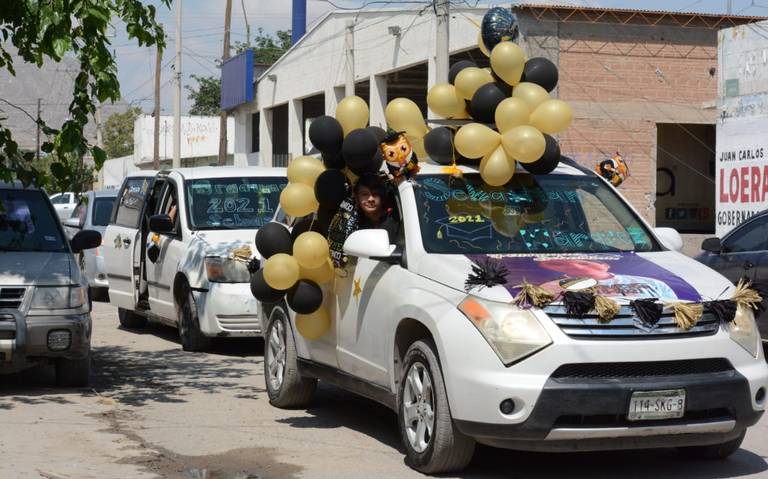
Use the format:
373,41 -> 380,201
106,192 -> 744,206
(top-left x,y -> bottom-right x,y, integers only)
458,297 -> 552,366
205,257 -> 251,283
31,285 -> 86,309
727,305 -> 760,358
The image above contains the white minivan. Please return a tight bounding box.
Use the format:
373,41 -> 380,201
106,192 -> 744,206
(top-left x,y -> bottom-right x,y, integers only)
104,167 -> 286,351
261,161 -> 768,474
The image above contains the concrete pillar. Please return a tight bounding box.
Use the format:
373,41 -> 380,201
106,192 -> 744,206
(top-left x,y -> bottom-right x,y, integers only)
259,107 -> 273,167
325,86 -> 345,116
288,98 -> 304,158
233,108 -> 250,167
369,74 -> 387,129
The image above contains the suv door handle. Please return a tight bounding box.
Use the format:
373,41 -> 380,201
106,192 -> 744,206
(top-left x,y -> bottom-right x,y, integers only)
122,238 -> 132,247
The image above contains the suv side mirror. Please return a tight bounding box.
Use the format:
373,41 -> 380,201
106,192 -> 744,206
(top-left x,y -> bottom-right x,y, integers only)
701,237 -> 722,253
63,217 -> 82,229
343,229 -> 400,263
71,230 -> 101,253
653,227 -> 683,252
149,214 -> 174,234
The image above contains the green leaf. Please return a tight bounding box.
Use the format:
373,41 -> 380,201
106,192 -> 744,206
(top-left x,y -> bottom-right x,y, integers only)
91,146 -> 106,168
52,38 -> 71,59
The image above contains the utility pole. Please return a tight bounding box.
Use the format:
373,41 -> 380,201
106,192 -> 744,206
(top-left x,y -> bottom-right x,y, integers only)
240,0 -> 250,46
345,20 -> 355,97
35,98 -> 41,161
95,103 -> 103,149
435,0 -> 449,85
218,0 -> 233,166
153,37 -> 163,170
173,0 -> 182,169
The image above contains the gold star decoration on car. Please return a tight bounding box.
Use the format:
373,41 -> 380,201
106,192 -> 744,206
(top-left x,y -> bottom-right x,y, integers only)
353,277 -> 362,300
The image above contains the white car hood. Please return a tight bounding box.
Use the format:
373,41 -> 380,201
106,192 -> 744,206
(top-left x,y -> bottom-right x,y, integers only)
194,230 -> 260,257
412,251 -> 733,304
0,251 -> 74,286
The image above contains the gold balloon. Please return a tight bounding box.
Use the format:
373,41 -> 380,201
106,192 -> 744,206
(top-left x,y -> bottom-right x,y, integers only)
454,67 -> 494,100
502,125 -> 546,164
454,123 -> 501,159
280,183 -> 318,218
287,155 -> 325,186
293,231 -> 329,269
300,258 -> 334,284
296,307 -> 331,340
480,146 -> 516,187
385,97 -> 428,137
336,96 -> 369,136
427,83 -> 464,118
512,82 -> 550,111
530,99 -> 573,134
494,97 -> 530,133
263,253 -> 299,291
478,31 -> 491,57
407,133 -> 429,159
490,41 -> 526,86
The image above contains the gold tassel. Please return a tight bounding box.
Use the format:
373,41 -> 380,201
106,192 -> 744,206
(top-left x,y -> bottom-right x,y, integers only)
667,302 -> 704,330
513,281 -> 554,309
594,295 -> 620,323
732,278 -> 763,311
230,245 -> 253,262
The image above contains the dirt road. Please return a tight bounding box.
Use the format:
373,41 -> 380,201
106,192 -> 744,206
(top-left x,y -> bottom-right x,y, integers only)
2,302 -> 768,478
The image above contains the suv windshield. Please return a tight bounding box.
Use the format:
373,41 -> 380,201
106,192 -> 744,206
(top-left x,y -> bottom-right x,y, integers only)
0,189 -> 68,252
186,177 -> 287,230
414,173 -> 658,254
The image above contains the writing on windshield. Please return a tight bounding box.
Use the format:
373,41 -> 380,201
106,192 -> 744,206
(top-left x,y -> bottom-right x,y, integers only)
186,177 -> 287,230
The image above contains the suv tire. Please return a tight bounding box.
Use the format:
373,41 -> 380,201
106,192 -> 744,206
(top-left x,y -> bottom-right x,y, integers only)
179,286 -> 211,352
677,430 -> 746,460
264,305 -> 316,408
118,308 -> 147,329
398,339 -> 475,474
56,351 -> 91,387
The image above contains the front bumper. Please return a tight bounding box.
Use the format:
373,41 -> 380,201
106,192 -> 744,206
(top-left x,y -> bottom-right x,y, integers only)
194,282 -> 262,337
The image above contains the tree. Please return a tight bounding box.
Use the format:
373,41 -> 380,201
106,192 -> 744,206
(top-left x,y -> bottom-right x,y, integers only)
0,1 -> 168,194
103,106 -> 142,158
186,75 -> 220,116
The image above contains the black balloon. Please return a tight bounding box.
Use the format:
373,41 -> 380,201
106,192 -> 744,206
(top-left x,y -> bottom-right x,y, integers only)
423,127 -> 454,165
342,128 -> 380,175
147,243 -> 160,263
251,269 -> 287,303
471,82 -> 508,124
481,7 -> 519,51
449,60 -> 477,85
322,151 -> 345,169
314,169 -> 349,210
522,134 -> 560,175
255,222 -> 292,258
287,279 -> 323,314
521,57 -> 559,93
290,215 -> 322,243
366,126 -> 388,143
315,207 -> 335,236
309,115 -> 344,155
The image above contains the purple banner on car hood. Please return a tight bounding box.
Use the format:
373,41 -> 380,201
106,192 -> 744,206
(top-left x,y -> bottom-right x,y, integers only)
467,253 -> 701,302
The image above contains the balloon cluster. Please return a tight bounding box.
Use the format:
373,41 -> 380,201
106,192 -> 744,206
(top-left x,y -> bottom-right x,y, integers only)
424,7 -> 572,186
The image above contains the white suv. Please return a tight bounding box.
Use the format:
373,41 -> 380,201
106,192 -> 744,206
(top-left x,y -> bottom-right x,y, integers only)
261,161 -> 768,474
103,167 -> 286,351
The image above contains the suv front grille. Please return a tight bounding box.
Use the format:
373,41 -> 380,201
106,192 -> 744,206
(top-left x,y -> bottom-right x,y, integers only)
551,358 -> 734,381
544,305 -> 720,339
0,287 -> 26,310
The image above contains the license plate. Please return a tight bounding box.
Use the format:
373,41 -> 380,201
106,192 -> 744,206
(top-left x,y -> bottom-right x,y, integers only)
627,389 -> 686,421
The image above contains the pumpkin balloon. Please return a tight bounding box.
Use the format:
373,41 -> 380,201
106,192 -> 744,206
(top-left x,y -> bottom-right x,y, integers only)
495,97 -> 530,133
336,96 -> 369,136
480,145 -> 516,186
502,125 -> 546,164
287,155 -> 325,186
490,41 -> 525,86
296,307 -> 331,340
300,258 -> 335,284
293,231 -> 330,269
512,82 -> 550,111
530,99 -> 573,134
427,83 -> 465,118
385,98 -> 428,136
263,253 -> 300,291
454,123 -> 501,159
280,183 -> 318,218
454,67 -> 494,101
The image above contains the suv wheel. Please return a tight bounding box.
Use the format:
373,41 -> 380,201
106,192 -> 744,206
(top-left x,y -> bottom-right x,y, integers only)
678,430 -> 746,460
179,286 -> 211,352
264,306 -> 316,408
398,339 -> 475,474
56,351 -> 91,387
118,308 -> 147,329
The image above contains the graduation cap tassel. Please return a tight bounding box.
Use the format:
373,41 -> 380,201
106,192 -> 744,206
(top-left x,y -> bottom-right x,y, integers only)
594,294 -> 620,323
704,299 -> 738,323
632,298 -> 663,328
464,258 -> 509,291
667,302 -> 703,330
562,290 -> 595,318
513,281 -> 555,309
732,277 -> 764,314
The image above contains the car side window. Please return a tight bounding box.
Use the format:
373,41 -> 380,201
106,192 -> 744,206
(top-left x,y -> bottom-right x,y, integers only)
50,194 -> 66,204
157,182 -> 180,235
72,202 -> 87,225
115,178 -> 151,228
724,220 -> 768,253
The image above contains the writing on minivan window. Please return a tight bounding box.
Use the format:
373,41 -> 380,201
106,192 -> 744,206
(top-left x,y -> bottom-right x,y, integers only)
186,178 -> 287,230
414,174 -> 655,255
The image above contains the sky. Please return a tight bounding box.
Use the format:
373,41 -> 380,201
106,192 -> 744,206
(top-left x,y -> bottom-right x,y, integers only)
112,0 -> 768,116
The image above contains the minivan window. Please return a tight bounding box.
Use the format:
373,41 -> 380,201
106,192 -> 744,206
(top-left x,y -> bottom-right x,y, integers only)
115,178 -> 151,228
0,190 -> 67,252
92,197 -> 116,226
186,177 -> 287,230
414,173 -> 658,255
